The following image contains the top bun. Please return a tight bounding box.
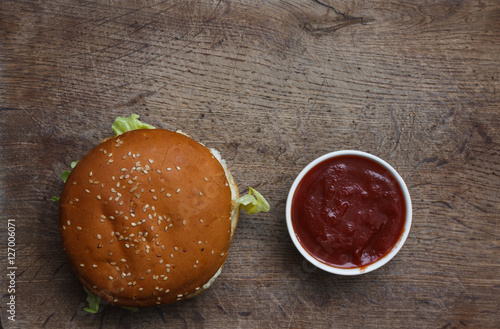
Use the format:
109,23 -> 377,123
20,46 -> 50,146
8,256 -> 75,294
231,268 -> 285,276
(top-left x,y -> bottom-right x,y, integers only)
59,129 -> 239,307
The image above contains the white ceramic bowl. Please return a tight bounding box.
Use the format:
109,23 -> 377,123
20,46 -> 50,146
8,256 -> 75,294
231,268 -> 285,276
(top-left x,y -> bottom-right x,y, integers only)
286,150 -> 412,275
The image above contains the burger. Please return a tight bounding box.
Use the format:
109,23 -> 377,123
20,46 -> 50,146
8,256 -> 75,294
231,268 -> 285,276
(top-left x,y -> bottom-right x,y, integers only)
57,114 -> 269,309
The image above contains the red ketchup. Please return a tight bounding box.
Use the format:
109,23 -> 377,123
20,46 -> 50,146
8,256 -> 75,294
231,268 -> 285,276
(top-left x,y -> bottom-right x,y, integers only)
291,155 -> 406,269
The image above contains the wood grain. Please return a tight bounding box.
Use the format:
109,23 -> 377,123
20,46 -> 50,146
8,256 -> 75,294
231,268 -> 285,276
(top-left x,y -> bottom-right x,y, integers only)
1,0 -> 499,328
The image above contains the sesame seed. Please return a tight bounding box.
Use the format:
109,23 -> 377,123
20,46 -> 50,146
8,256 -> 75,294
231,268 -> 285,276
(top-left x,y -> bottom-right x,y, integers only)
62,225 -> 66,230
167,168 -> 172,171
76,226 -> 82,231
92,264 -> 97,268
176,189 -> 181,194
85,189 -> 90,194
139,288 -> 144,291
156,169 -> 161,174
97,234 -> 101,240
193,265 -> 198,268
176,166 -> 181,171
170,254 -> 174,259
182,220 -> 187,226
166,193 -> 171,197
122,155 -> 126,160
199,191 -> 203,196
204,177 -> 209,181
96,195 -> 102,200
67,220 -> 71,226
174,246 -> 178,251
120,287 -> 124,292
109,276 -> 113,280
89,172 -> 93,177
200,219 -> 204,223
125,244 -> 130,248
148,159 -> 154,164
108,153 -> 113,157
146,269 -> 151,274
131,223 -> 136,227
80,264 -> 85,267
198,241 -> 202,244
121,259 -> 126,263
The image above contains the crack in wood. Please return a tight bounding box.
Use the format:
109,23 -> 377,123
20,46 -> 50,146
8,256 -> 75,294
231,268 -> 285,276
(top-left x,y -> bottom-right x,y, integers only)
304,0 -> 366,34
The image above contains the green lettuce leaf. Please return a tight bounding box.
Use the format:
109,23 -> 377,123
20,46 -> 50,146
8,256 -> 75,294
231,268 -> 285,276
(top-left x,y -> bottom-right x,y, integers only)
121,306 -> 139,312
112,114 -> 156,136
236,187 -> 270,215
60,161 -> 78,183
83,287 -> 101,314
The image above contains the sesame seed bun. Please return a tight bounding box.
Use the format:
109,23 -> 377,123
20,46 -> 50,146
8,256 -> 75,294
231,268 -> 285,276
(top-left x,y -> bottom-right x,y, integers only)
59,129 -> 239,307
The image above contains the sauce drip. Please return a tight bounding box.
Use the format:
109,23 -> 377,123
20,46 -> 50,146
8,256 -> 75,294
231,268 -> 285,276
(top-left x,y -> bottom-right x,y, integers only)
291,155 -> 406,268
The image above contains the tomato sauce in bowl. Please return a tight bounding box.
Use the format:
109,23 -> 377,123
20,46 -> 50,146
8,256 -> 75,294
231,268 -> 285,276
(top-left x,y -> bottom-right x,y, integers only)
286,151 -> 412,275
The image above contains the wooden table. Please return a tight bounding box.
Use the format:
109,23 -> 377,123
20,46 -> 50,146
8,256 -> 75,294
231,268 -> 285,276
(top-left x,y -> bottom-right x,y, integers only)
1,0 -> 499,328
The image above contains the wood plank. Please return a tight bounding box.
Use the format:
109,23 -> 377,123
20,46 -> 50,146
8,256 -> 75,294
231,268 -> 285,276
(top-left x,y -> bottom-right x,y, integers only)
0,0 -> 499,328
